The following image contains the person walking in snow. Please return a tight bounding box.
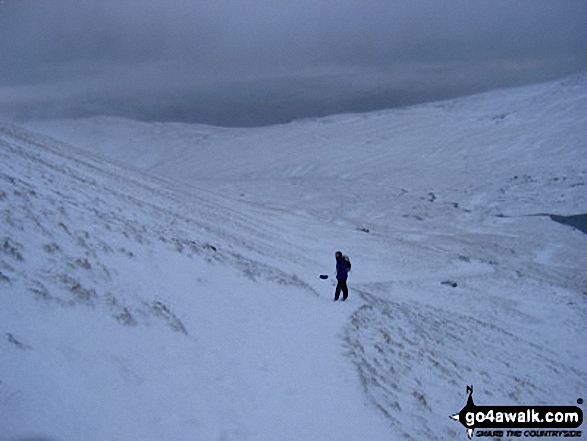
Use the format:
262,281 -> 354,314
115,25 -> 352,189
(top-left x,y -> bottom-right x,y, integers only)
334,251 -> 350,301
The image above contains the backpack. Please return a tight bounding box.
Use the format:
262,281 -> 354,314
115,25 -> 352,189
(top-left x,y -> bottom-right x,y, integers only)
343,255 -> 351,272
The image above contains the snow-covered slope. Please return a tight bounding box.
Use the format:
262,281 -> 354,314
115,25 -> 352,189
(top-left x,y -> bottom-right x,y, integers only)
3,74 -> 587,440
0,124 -> 391,440
26,73 -> 587,232
27,73 -> 587,186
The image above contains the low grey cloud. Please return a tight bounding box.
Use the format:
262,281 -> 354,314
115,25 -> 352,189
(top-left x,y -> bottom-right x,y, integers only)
1,0 -> 586,126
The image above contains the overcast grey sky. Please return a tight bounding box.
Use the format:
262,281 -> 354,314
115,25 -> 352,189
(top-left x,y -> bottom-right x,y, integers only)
1,0 -> 586,126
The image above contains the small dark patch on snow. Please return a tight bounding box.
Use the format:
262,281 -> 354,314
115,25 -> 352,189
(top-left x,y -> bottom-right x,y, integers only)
510,175 -> 536,183
60,274 -> 98,305
412,390 -> 430,409
150,300 -> 188,335
357,227 -> 370,233
420,192 -> 436,202
6,333 -> 31,350
43,243 -> 61,254
115,307 -> 137,327
58,222 -> 71,235
186,240 -> 198,252
403,214 -> 424,221
2,237 -> 24,261
74,258 -> 92,270
441,280 -> 458,288
104,293 -> 137,326
118,247 -> 134,258
173,239 -> 185,253
173,239 -> 218,255
0,271 -> 10,283
30,281 -> 52,301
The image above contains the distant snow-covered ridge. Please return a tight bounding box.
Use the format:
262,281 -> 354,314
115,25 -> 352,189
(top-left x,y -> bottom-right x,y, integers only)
24,72 -> 587,187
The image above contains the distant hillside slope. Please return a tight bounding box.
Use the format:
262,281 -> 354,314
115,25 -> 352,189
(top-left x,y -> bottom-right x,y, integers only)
25,73 -> 587,189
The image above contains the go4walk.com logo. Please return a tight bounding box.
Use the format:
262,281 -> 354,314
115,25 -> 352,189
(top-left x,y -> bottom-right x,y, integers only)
450,386 -> 583,439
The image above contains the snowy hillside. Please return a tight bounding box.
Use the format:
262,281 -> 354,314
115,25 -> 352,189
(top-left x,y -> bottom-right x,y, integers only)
1,123 -> 400,440
3,74 -> 587,440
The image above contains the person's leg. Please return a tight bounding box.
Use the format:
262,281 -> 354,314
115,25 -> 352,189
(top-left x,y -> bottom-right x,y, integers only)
341,279 -> 348,301
334,280 -> 342,301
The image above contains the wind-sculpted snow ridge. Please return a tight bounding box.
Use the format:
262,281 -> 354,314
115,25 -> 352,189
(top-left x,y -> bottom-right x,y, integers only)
0,123 -> 316,319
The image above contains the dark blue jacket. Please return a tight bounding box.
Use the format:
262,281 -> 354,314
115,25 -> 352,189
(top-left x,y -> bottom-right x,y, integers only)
336,258 -> 348,280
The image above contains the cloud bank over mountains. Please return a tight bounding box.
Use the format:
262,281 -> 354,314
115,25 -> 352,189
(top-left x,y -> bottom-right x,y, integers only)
1,0 -> 586,126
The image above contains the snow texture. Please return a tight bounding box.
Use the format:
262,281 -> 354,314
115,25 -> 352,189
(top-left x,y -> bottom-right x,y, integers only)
2,73 -> 587,440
